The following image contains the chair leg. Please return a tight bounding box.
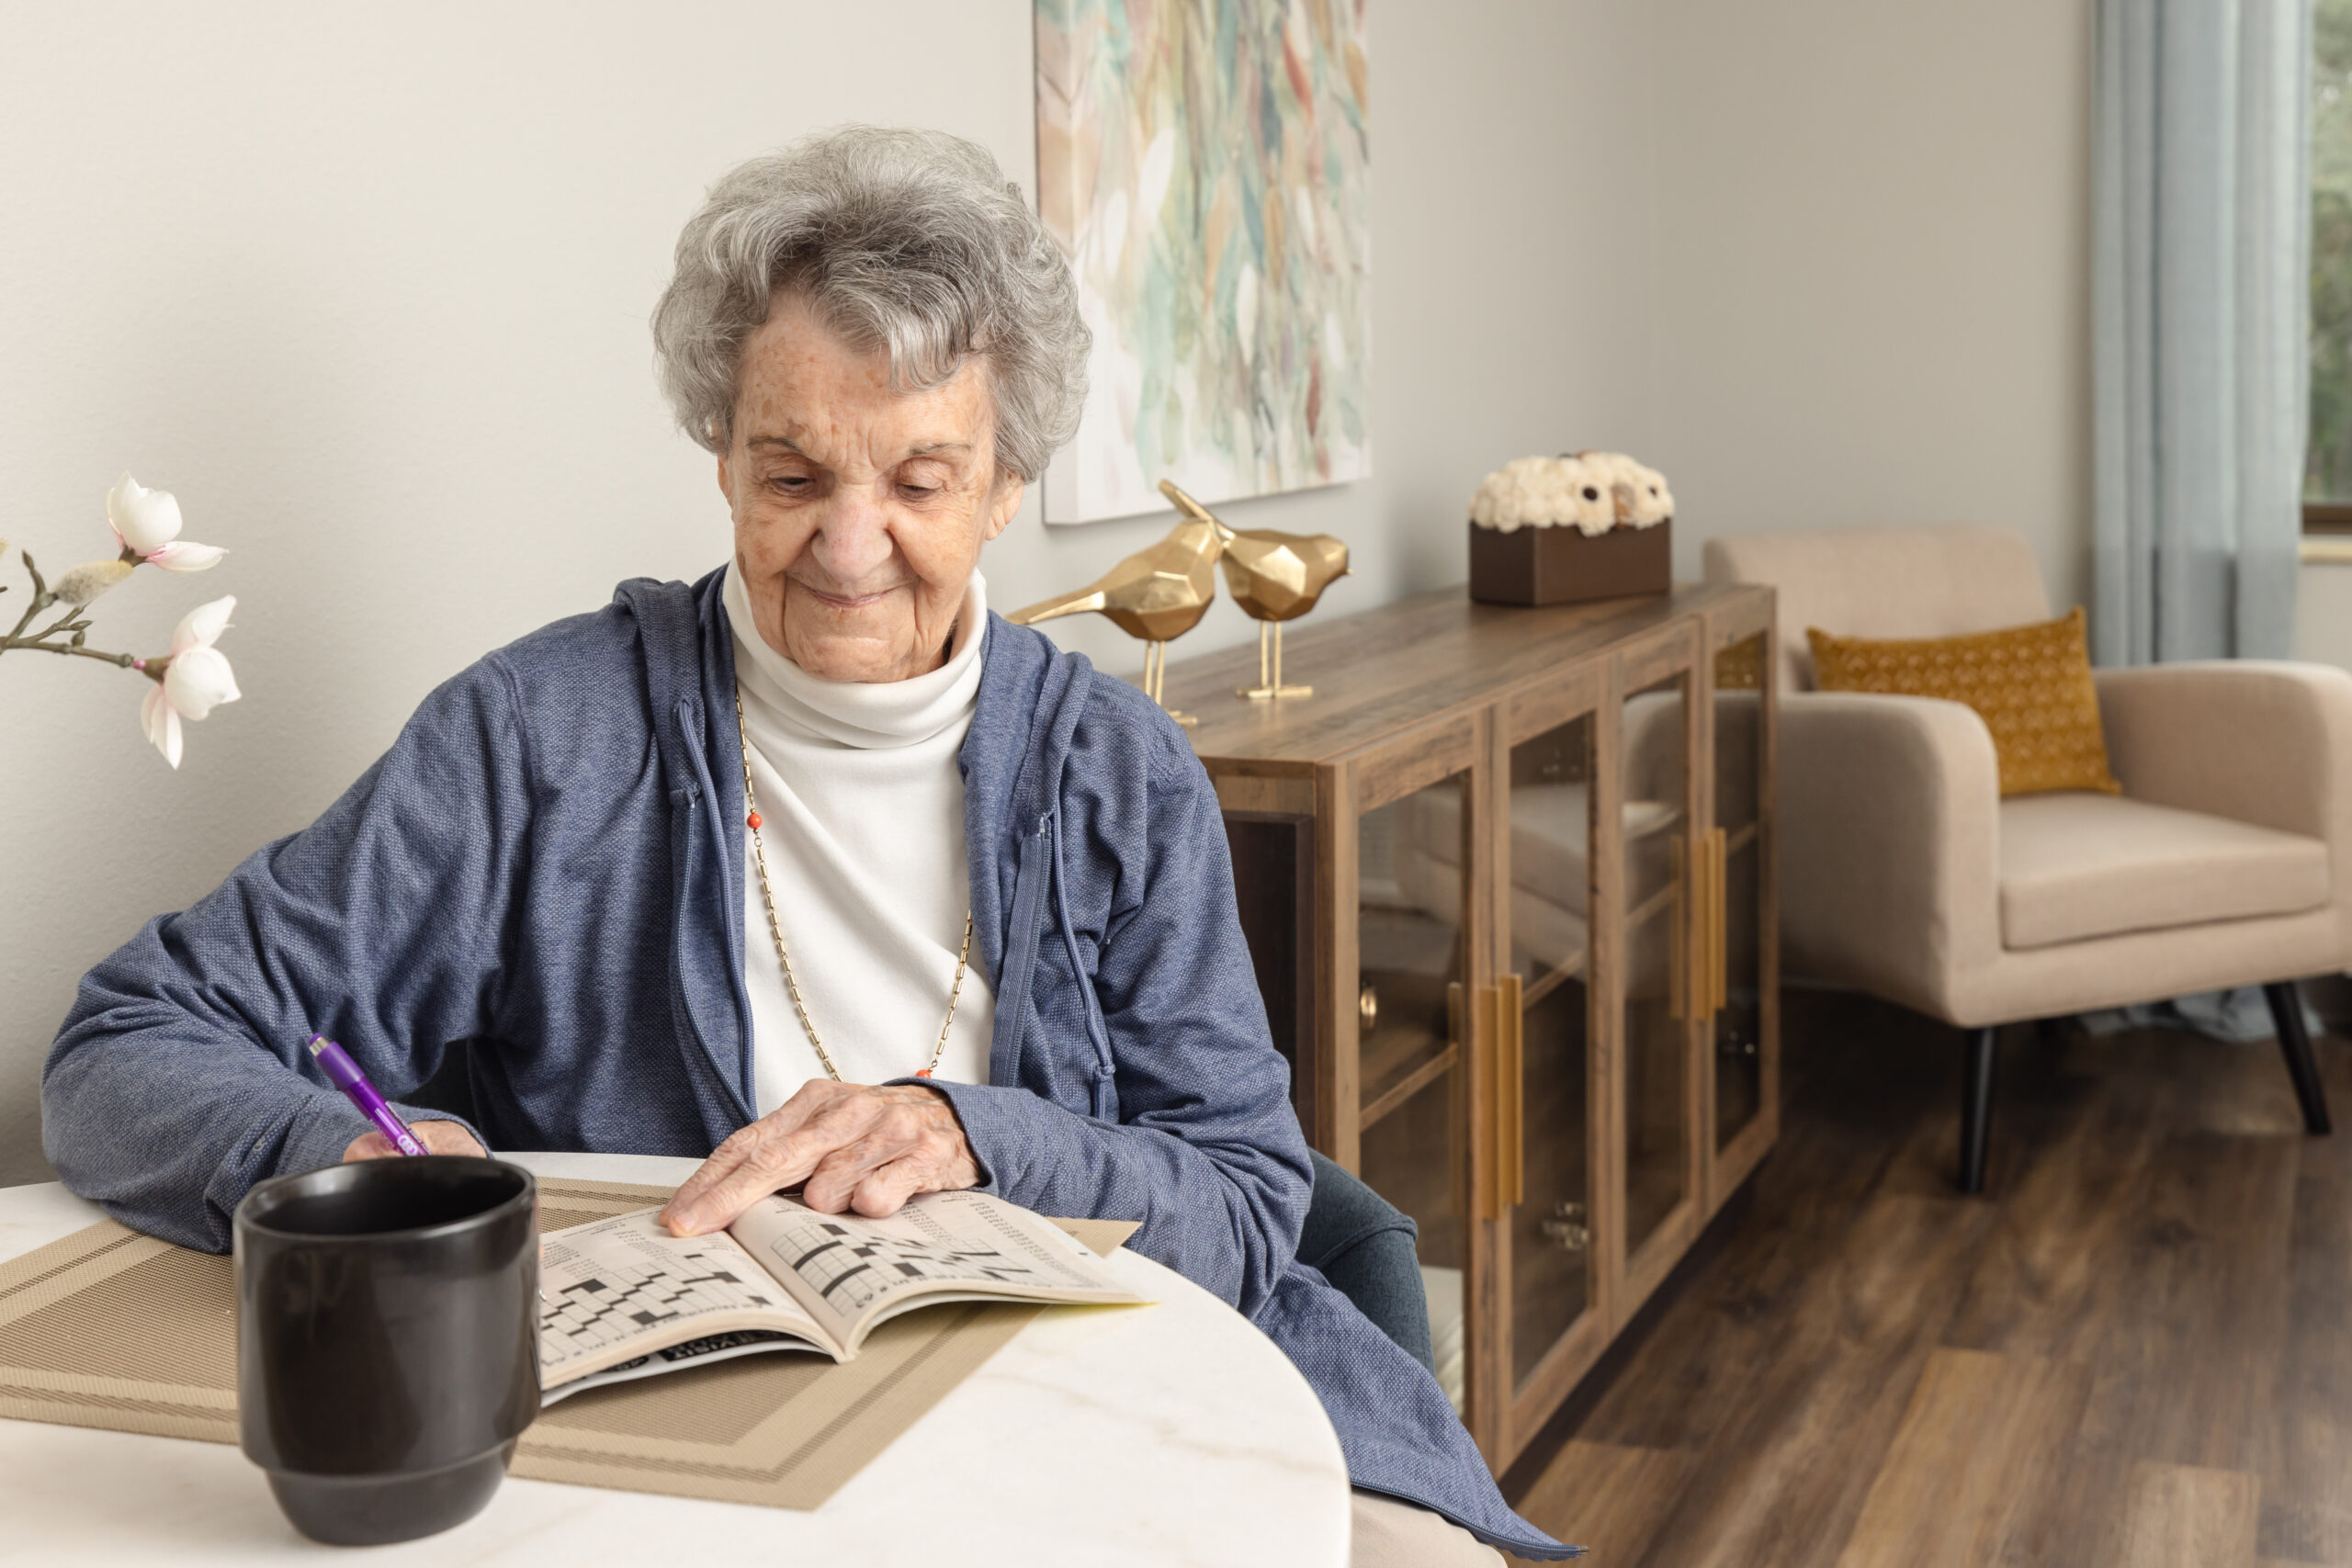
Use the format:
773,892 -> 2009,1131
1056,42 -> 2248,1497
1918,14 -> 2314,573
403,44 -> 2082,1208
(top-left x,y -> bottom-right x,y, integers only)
1958,1026 -> 1998,1195
2263,981 -> 2333,1136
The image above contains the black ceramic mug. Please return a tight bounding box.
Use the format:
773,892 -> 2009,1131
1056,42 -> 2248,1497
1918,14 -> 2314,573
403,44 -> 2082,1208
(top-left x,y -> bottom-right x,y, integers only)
234,1156 -> 540,1545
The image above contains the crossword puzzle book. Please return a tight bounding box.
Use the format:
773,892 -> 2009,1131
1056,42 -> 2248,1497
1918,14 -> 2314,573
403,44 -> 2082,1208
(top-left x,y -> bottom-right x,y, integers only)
537,1189 -> 1143,1402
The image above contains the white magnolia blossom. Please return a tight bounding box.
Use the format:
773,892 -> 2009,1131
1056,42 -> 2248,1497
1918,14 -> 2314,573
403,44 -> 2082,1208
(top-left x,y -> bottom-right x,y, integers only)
140,595 -> 242,769
1469,453 -> 1674,536
107,473 -> 225,572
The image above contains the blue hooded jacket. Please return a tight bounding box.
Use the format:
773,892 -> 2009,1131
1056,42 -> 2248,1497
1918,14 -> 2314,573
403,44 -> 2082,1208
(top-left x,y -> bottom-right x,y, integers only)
43,569 -> 1569,1558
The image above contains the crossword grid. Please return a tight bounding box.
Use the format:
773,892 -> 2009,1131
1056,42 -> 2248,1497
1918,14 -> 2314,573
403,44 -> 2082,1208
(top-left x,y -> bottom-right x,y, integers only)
764,1216 -> 1057,1315
541,1248 -> 779,1364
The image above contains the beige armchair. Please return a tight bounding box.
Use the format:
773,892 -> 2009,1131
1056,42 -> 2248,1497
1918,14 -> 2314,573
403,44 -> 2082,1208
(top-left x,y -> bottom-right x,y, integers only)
1705,525 -> 2350,1191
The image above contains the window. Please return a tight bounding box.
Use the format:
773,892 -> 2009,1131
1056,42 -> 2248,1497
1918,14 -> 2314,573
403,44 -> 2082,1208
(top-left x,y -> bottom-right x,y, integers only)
2311,0 -> 2352,529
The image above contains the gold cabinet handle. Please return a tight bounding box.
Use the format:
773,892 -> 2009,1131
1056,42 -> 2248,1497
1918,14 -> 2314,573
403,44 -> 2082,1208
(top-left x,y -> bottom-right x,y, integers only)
1675,831 -> 1711,1024
1704,827 -> 1721,1015
1499,973 -> 1525,1210
1476,983 -> 1502,1221
1668,833 -> 1688,1022
1698,829 -> 1711,1022
1710,828 -> 1729,1014
1476,978 -> 1525,1221
1682,828 -> 1727,1022
1704,829 -> 1717,1018
1695,829 -> 1712,1021
1359,985 -> 1379,1034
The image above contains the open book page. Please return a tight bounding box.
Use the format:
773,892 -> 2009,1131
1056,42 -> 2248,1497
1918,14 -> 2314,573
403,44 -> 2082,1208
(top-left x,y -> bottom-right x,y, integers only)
727,1189 -> 1144,1355
538,1209 -> 831,1389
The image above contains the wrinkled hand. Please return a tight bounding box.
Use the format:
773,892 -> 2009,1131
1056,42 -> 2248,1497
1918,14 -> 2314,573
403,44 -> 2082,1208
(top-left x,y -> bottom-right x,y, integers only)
342,1120 -> 488,1162
661,1081 -> 979,1236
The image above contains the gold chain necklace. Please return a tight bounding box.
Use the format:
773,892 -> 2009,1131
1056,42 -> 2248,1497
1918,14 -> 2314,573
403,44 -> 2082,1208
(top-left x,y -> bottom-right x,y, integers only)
733,692 -> 973,1082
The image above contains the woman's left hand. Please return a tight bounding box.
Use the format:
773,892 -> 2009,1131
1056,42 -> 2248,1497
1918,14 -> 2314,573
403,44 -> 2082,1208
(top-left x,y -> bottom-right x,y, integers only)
659,1081 -> 980,1235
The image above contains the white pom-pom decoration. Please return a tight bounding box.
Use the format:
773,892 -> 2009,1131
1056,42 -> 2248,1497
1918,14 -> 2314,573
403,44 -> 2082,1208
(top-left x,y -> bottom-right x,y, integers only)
1469,452 -> 1674,534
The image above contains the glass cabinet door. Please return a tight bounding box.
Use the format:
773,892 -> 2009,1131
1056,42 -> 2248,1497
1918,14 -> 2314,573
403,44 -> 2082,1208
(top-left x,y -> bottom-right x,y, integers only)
1355,773 -> 1470,1413
1620,671 -> 1692,1258
1502,715 -> 1595,1394
1713,634 -> 1767,1152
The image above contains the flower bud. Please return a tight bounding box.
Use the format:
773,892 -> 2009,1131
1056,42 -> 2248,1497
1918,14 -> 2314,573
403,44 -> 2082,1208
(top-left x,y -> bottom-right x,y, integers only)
51,558 -> 136,605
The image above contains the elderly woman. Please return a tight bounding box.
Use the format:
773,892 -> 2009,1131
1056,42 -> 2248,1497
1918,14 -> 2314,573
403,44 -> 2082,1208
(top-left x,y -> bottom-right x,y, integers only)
43,128 -> 1564,1564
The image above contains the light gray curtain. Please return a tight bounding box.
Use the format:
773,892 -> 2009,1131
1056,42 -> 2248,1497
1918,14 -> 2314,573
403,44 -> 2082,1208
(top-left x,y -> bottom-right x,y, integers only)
2094,0 -> 2312,663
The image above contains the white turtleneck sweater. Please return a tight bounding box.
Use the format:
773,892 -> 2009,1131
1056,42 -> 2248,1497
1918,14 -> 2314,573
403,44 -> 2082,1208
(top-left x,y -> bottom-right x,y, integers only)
723,561 -> 994,1114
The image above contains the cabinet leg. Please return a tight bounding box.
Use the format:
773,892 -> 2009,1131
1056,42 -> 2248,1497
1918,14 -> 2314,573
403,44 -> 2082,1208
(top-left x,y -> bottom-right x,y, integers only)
1958,1026 -> 1998,1195
2264,981 -> 2333,1135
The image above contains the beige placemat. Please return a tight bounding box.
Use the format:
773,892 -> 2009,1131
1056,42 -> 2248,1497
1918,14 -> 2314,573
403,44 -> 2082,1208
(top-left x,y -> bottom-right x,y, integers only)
0,1177 -> 1136,1510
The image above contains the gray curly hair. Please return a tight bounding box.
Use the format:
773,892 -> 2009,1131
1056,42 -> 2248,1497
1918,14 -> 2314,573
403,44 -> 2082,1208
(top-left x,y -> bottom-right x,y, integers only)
651,126 -> 1089,485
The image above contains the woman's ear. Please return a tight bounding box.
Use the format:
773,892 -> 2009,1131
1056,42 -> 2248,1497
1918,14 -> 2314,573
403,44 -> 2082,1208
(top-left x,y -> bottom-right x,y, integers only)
716,449 -> 735,508
983,474 -> 1025,541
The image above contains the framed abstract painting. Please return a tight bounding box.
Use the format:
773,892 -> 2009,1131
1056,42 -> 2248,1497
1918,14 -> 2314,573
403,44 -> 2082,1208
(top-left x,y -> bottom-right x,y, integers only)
1035,0 -> 1372,524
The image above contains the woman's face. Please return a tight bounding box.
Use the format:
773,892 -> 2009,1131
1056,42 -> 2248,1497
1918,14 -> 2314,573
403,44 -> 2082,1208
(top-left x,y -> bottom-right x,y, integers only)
718,294 -> 1023,682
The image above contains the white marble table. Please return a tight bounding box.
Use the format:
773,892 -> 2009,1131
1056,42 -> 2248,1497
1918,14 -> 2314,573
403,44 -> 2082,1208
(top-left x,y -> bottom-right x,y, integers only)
0,1152 -> 1351,1567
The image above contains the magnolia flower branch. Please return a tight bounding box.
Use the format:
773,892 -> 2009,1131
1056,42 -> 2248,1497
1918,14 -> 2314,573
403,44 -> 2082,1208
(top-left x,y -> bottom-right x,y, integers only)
0,474 -> 242,767
2,548 -> 141,667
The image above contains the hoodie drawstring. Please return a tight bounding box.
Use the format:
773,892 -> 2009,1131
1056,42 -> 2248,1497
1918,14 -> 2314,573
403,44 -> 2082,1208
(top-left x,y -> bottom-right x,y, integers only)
1045,807 -> 1119,1119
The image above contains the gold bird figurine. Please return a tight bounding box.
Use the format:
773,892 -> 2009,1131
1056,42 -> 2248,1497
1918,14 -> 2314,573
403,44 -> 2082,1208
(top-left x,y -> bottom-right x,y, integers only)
1007,513 -> 1227,725
1159,479 -> 1350,701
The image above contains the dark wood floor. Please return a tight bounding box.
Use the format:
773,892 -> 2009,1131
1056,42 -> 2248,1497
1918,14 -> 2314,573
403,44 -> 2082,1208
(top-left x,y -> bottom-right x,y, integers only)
1504,990 -> 2352,1568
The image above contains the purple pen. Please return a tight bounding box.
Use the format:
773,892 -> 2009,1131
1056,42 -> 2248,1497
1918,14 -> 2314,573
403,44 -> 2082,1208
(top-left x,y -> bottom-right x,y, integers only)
307,1034 -> 430,1156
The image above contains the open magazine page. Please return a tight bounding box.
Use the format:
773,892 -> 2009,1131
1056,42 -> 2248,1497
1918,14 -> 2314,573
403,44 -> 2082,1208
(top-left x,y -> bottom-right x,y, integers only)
726,1189 -> 1141,1352
538,1209 -> 830,1388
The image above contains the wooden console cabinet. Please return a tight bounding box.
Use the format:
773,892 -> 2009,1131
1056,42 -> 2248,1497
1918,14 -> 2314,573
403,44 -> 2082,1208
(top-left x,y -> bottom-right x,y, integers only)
1162,582 -> 1778,1470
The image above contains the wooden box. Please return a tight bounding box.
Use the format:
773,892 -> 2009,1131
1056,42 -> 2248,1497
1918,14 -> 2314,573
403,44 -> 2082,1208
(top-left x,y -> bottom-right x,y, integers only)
1468,518 -> 1671,606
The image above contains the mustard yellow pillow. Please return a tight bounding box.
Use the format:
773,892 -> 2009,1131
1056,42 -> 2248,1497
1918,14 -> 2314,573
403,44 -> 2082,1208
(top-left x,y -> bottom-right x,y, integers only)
1807,607 -> 2120,797
1714,637 -> 1764,692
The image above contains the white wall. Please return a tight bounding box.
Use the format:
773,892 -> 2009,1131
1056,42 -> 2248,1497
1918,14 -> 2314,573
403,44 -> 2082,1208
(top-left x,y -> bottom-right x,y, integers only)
0,1 -> 1666,1185
1646,0 -> 2098,612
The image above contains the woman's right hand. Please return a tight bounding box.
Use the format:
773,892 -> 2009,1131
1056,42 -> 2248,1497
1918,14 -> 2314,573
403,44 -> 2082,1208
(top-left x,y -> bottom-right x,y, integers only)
343,1121 -> 487,1161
